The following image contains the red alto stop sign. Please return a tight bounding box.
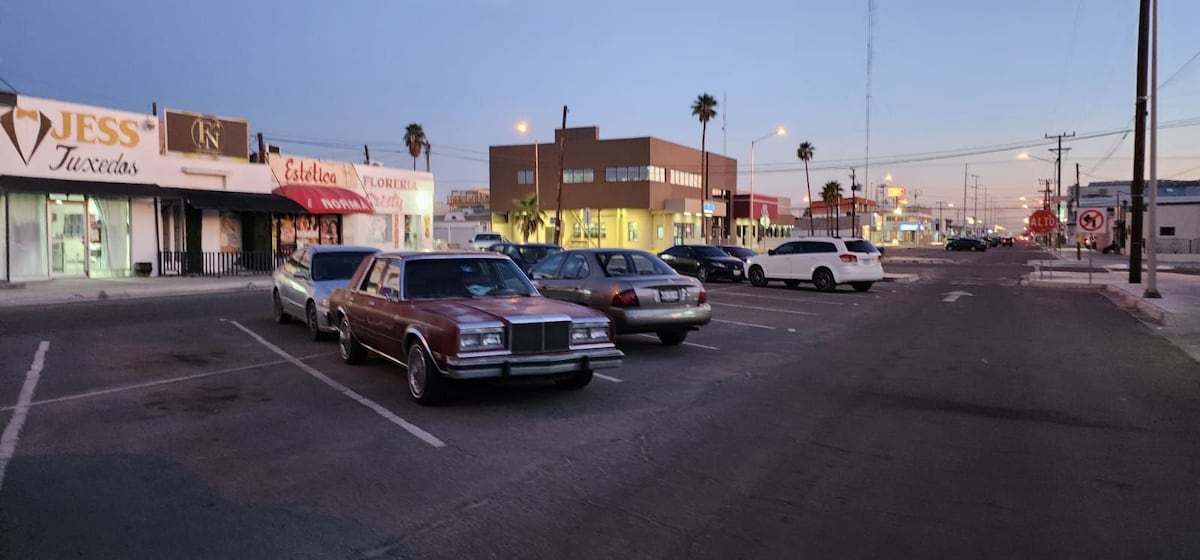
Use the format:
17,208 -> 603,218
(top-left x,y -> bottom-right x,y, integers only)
1028,209 -> 1058,234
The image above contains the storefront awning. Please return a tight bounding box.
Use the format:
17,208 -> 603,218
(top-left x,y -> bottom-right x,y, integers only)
0,175 -> 162,197
160,187 -> 306,213
272,185 -> 374,214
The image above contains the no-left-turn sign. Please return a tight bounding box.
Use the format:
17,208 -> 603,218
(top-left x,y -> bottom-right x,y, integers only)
1079,209 -> 1106,232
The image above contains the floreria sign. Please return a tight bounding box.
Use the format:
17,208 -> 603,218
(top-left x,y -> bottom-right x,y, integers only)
0,95 -> 160,182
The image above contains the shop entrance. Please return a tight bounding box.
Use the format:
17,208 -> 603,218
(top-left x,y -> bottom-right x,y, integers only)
49,195 -> 87,277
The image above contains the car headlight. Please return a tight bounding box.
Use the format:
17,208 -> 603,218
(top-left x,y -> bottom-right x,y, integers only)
711,262 -> 727,269
572,323 -> 611,344
459,328 -> 505,352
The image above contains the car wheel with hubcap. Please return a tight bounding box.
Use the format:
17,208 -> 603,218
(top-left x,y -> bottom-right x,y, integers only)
749,266 -> 767,287
696,266 -> 709,283
272,290 -> 291,324
851,282 -> 873,292
406,343 -> 447,405
813,268 -> 837,292
555,369 -> 593,390
306,302 -> 325,341
338,316 -> 367,365
657,330 -> 688,346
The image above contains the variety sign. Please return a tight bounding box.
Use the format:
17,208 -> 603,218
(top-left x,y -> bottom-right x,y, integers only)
0,95 -> 159,182
163,109 -> 249,159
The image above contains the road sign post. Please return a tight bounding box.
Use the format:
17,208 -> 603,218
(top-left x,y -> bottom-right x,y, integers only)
1078,209 -> 1106,285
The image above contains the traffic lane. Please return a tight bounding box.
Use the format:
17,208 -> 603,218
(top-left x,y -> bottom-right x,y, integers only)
0,334 -> 49,416
678,261 -> 1200,557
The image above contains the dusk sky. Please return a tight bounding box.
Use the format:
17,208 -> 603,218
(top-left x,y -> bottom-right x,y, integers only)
2,0 -> 1197,228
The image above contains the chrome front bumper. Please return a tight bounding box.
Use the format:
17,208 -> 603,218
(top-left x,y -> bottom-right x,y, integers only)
442,347 -> 624,380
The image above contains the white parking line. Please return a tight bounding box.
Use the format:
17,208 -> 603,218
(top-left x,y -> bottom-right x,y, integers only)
710,291 -> 846,305
708,302 -> 818,316
712,319 -> 776,330
0,340 -> 50,494
633,334 -> 719,350
594,373 -> 624,383
0,352 -> 338,413
229,321 -> 446,448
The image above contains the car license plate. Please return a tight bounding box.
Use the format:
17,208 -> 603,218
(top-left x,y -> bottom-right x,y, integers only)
660,289 -> 681,302
733,269 -> 742,275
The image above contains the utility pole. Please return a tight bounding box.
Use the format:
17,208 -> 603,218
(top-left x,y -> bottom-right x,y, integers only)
850,168 -> 857,236
363,144 -> 371,165
961,163 -> 969,236
1046,131 -> 1076,250
970,174 -> 980,236
554,105 -> 568,246
936,201 -> 946,240
1145,0 -> 1161,297
1129,0 -> 1151,284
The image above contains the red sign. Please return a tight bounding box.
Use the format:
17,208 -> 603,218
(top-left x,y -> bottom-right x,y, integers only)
1028,209 -> 1058,234
273,185 -> 375,214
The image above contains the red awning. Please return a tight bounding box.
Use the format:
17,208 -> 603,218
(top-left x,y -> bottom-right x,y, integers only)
272,185 -> 374,214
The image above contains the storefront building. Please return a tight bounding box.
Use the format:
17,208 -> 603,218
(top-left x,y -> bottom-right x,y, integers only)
731,193 -> 794,250
488,126 -> 736,252
1,93 -> 163,282
351,164 -> 436,251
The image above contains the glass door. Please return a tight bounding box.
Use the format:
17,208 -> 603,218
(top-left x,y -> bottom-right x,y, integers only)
50,195 -> 88,277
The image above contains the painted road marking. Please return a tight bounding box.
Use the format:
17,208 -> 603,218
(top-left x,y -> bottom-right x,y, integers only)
230,321 -> 446,449
708,302 -> 818,316
0,340 -> 50,494
594,373 -> 624,383
711,291 -> 847,306
0,352 -> 338,413
712,318 -> 776,330
633,334 -> 719,350
942,290 -> 975,303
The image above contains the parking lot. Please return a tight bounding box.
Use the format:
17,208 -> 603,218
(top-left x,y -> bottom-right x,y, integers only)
4,245 -> 1200,558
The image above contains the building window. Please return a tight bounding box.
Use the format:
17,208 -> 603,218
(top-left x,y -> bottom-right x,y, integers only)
656,225 -> 664,240
517,170 -> 535,185
628,221 -> 638,242
669,169 -> 701,188
603,166 -> 663,183
573,222 -> 607,239
1160,226 -> 1175,236
563,168 -> 594,184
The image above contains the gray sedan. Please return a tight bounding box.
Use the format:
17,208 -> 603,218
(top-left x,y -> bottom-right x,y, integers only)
528,248 -> 711,346
272,245 -> 379,340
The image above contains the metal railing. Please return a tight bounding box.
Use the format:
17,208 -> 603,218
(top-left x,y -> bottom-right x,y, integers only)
159,250 -> 287,277
1158,238 -> 1200,254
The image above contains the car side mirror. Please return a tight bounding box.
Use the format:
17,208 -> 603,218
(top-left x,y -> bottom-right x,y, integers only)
767,249 -> 775,256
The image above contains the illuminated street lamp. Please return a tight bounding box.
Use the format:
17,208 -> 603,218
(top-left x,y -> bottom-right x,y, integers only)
749,126 -> 786,247
515,121 -> 540,240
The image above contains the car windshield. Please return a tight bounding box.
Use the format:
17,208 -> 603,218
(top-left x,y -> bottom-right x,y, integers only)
476,234 -> 501,241
310,251 -> 376,281
596,251 -> 675,277
517,245 -> 561,263
404,257 -> 535,299
842,240 -> 879,254
692,246 -> 729,257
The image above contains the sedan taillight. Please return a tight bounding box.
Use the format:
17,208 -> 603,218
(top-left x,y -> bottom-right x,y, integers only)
839,254 -> 858,263
612,289 -> 639,307
697,289 -> 707,305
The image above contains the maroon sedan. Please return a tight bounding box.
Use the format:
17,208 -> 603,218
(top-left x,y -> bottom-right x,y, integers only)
328,251 -> 623,405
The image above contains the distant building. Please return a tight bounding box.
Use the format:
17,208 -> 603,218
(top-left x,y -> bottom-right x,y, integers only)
447,188 -> 489,209
1078,180 -> 1200,254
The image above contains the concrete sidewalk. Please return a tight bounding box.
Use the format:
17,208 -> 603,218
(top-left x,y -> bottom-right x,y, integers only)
0,276 -> 270,308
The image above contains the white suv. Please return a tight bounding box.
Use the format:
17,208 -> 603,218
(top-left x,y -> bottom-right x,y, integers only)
745,237 -> 884,292
467,232 -> 506,251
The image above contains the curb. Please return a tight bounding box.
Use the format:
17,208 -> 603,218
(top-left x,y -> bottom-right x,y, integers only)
883,258 -> 953,265
1024,279 -> 1106,290
1103,285 -> 1173,326
0,282 -> 268,308
882,273 -> 919,284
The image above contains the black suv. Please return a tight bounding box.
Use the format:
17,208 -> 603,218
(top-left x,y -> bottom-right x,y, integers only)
658,244 -> 745,282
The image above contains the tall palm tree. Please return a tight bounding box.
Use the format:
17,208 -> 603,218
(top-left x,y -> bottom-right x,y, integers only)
691,93 -> 718,243
797,142 -> 816,235
403,123 -> 427,171
821,180 -> 844,236
508,194 -> 545,243
422,140 -> 431,172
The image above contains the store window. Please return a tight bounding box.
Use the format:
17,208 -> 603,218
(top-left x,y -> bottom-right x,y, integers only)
628,221 -> 638,242
8,192 -> 48,280
88,197 -> 131,278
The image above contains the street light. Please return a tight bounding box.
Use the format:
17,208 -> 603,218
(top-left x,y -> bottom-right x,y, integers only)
515,121 -> 539,241
749,126 -> 786,248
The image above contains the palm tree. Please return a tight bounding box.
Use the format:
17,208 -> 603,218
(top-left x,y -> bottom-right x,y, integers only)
508,194 -> 545,243
691,93 -> 718,243
821,180 -> 844,236
797,142 -> 816,235
403,123 -> 427,171
422,140 -> 431,172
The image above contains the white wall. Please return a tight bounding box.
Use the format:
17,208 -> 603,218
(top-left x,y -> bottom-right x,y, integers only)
1159,205 -> 1200,239
130,198 -> 159,275
434,221 -> 480,249
201,210 -> 221,253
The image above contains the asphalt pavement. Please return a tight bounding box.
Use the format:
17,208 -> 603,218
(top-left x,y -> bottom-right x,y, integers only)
3,245 -> 1200,559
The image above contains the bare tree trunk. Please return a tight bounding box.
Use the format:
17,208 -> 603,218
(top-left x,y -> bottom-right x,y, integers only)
700,122 -> 708,244
425,146 -> 431,172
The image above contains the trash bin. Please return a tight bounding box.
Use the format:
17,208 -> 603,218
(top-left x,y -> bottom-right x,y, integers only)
134,262 -> 153,277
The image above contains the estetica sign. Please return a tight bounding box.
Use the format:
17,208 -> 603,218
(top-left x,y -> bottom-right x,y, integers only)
270,155 -> 358,189
0,95 -> 159,182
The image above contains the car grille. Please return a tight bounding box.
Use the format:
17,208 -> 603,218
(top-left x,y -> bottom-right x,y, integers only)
511,321 -> 571,354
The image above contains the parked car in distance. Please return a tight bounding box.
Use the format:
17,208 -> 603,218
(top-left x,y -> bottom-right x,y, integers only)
328,251 -> 623,405
466,231 -> 506,251
273,245 -> 380,340
718,245 -> 757,262
746,237 -> 884,292
488,242 -> 563,275
658,244 -> 745,282
946,237 -> 988,252
529,249 -> 711,346
1000,236 -> 1014,247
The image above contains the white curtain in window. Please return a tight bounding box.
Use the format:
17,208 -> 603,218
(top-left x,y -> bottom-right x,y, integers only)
92,197 -> 130,276
8,192 -> 48,280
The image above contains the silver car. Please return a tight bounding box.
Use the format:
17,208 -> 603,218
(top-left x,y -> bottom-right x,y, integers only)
528,248 -> 711,346
272,245 -> 379,340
